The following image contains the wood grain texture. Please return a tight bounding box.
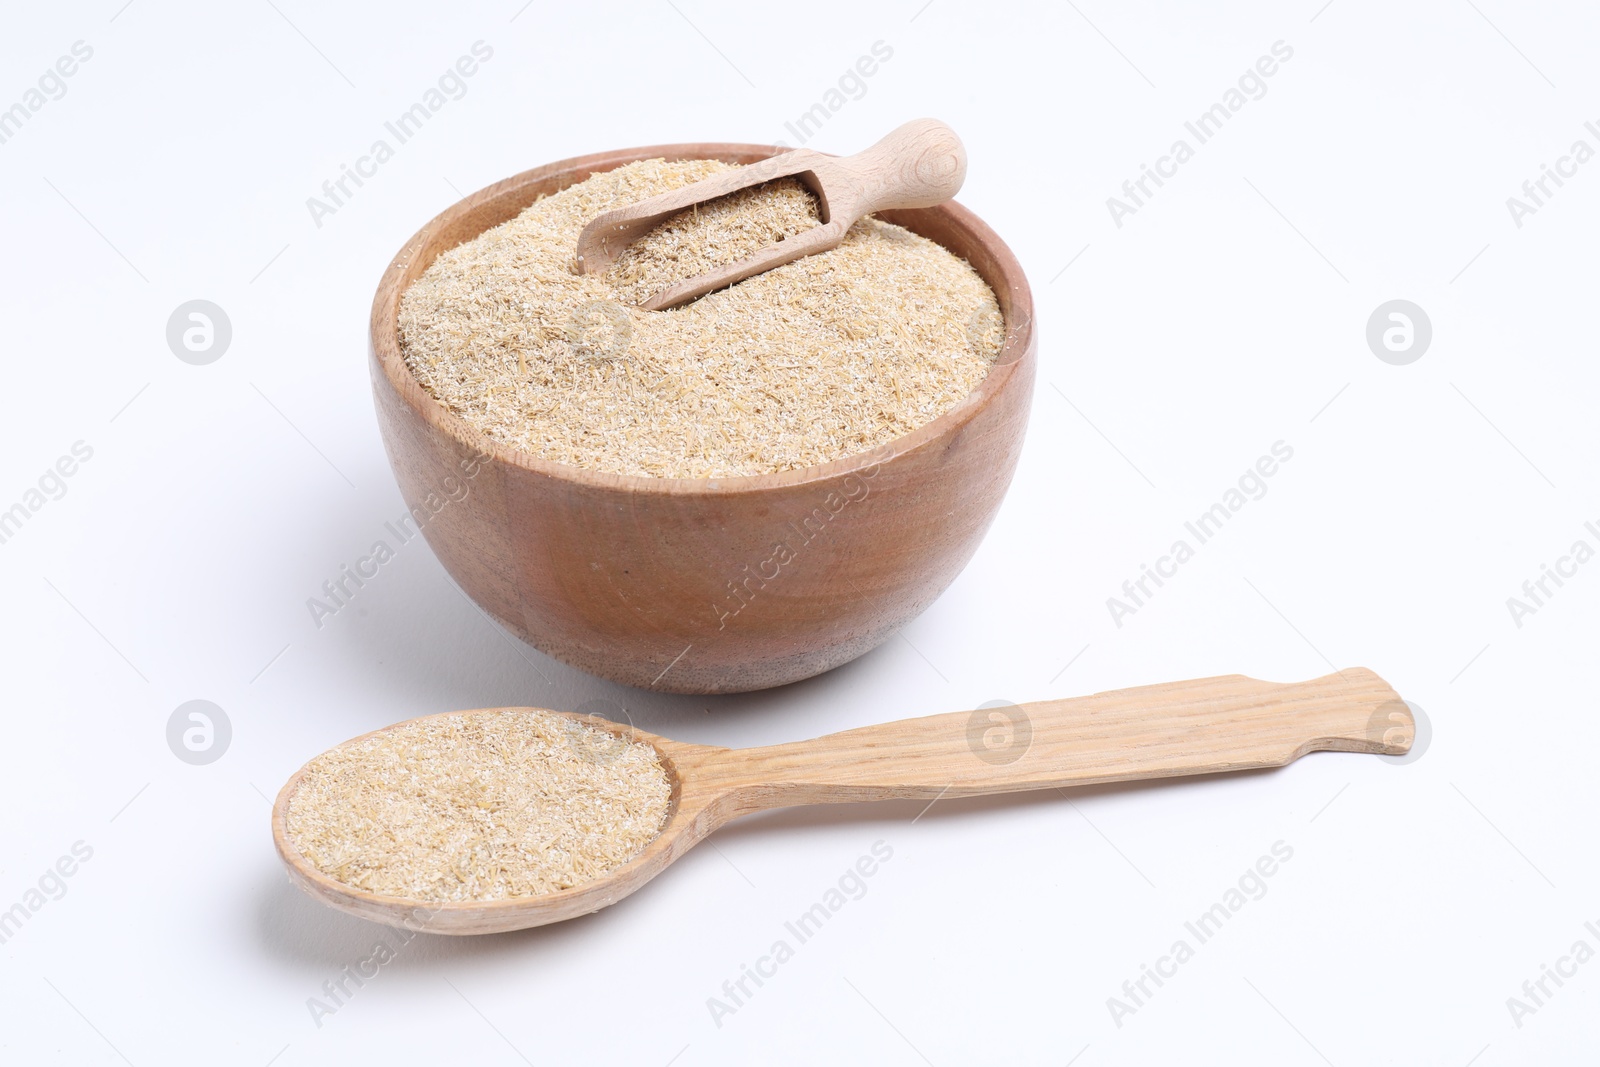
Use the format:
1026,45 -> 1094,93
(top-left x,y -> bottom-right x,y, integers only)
369,139 -> 1035,694
273,669 -> 1412,934
573,119 -> 968,309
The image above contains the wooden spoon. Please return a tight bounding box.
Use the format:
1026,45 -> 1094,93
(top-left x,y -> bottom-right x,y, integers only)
272,668 -> 1412,935
572,118 -> 967,310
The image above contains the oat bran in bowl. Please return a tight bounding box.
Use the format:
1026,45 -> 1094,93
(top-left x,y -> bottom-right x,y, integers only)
369,140 -> 1035,693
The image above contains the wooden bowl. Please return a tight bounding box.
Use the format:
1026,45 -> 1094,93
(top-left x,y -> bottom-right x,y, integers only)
369,142 -> 1036,694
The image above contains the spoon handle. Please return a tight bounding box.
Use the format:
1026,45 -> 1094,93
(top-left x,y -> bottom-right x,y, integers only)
702,669 -> 1409,807
820,118 -> 967,217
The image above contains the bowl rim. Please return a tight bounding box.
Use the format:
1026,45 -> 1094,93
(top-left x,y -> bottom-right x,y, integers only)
369,141 -> 1036,496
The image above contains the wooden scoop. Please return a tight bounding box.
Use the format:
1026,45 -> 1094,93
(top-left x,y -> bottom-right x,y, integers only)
272,668 -> 1411,935
572,118 -> 968,310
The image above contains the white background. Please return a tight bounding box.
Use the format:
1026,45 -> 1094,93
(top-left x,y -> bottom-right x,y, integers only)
2,1 -> 1596,1063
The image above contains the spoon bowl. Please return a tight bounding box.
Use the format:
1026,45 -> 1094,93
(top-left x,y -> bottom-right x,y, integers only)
272,710 -> 728,934
273,668 -> 1412,934
574,118 -> 969,310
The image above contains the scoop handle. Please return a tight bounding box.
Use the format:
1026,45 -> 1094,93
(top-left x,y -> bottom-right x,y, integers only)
825,118 -> 968,216
702,669 -> 1410,807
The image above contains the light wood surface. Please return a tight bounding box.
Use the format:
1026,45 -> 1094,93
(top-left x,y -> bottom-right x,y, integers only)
369,139 -> 1034,694
273,668 -> 1412,934
574,119 -> 968,309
